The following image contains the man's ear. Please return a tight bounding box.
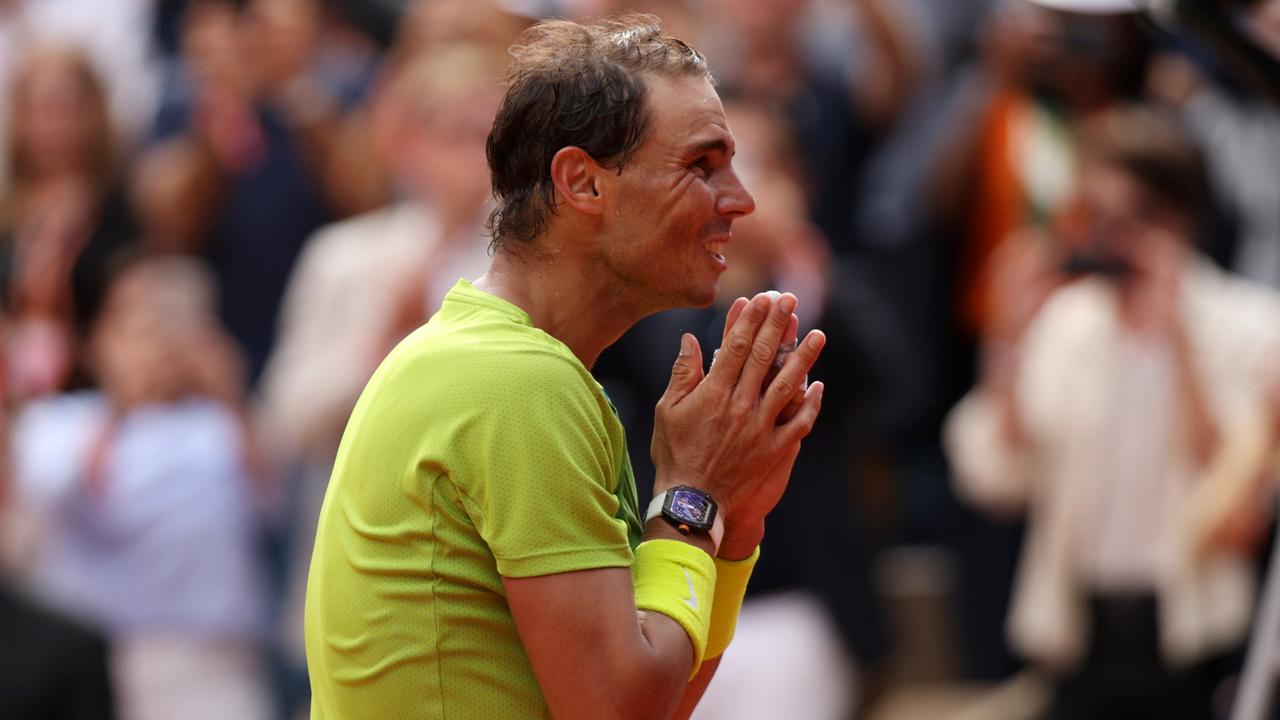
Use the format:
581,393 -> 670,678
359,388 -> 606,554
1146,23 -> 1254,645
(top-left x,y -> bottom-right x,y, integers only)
550,146 -> 604,215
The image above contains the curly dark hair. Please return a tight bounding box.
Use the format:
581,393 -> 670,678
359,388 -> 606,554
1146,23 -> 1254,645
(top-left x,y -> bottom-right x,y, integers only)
484,14 -> 712,251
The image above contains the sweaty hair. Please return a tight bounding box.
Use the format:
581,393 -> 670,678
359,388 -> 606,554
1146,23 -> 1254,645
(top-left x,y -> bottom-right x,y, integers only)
485,13 -> 712,251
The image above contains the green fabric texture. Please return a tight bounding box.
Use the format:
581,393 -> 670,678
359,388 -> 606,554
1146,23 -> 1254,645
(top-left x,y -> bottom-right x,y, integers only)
306,279 -> 643,719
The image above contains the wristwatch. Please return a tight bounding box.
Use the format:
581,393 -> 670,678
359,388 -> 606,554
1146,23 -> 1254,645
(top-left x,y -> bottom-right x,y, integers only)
646,486 -> 724,552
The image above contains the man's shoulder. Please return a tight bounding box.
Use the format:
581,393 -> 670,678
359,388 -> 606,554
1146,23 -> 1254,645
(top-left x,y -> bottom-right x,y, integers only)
344,316 -> 614,485
372,311 -> 598,412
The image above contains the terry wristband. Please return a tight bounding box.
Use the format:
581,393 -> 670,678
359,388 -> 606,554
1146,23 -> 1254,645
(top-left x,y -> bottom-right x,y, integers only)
633,539 -> 717,677
705,546 -> 760,660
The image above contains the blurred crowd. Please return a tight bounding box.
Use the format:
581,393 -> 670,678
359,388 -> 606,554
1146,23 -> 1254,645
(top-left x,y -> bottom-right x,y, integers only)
0,0 -> 1278,718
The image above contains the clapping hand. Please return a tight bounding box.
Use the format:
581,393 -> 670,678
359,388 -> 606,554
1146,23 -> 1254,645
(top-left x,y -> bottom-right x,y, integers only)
650,292 -> 826,558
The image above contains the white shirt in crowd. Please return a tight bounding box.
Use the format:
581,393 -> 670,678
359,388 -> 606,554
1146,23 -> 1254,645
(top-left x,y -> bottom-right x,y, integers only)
946,260 -> 1280,669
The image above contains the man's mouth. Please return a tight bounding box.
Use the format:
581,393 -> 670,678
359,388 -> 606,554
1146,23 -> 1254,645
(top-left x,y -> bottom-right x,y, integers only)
706,237 -> 729,261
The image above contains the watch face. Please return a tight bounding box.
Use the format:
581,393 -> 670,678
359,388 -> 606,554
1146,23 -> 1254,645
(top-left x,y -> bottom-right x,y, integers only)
666,487 -> 715,528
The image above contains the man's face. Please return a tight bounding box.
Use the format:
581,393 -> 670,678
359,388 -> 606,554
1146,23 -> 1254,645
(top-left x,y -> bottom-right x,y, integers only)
598,74 -> 756,310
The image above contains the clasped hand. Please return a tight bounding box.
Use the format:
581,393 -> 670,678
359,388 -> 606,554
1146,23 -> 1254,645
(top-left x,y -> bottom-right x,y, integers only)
650,292 -> 826,552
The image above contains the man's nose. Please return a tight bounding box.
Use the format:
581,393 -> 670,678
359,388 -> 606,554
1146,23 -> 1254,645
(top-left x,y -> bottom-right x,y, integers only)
716,169 -> 756,219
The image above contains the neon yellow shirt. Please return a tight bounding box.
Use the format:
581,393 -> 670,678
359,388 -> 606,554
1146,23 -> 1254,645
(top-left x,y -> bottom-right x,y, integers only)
305,279 -> 642,719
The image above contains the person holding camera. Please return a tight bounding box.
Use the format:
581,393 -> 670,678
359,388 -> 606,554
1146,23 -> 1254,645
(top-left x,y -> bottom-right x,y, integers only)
9,256 -> 271,720
945,105 -> 1280,719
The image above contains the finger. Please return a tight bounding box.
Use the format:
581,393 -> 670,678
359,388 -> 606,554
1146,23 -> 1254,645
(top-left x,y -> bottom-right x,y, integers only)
762,329 -> 825,421
707,293 -> 772,387
770,314 -> 803,422
659,333 -> 704,406
776,387 -> 805,426
734,293 -> 797,403
774,380 -> 824,445
721,297 -> 749,344
782,313 -> 798,347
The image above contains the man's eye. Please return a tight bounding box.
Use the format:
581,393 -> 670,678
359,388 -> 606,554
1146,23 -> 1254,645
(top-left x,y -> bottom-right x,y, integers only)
690,158 -> 711,177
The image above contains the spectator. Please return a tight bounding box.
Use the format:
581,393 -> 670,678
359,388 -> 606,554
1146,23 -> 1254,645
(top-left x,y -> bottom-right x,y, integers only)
696,0 -> 921,252
938,2 -> 1150,341
0,0 -> 159,187
923,7 -> 1153,677
261,43 -> 501,461
10,256 -> 270,720
395,0 -> 531,59
0,407 -> 116,720
0,46 -> 137,402
137,0 -> 378,383
944,106 -> 1280,719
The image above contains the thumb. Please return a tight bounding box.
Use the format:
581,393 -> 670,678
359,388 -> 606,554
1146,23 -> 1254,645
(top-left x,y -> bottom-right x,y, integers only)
661,333 -> 704,404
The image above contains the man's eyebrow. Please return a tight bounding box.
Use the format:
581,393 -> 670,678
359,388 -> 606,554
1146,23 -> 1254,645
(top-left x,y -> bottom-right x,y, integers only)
686,137 -> 734,156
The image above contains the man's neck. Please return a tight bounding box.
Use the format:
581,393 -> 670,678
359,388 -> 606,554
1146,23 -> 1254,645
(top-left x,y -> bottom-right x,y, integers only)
472,234 -> 646,369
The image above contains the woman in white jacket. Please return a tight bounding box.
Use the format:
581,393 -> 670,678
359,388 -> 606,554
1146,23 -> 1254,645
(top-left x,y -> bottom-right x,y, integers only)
945,106 -> 1280,719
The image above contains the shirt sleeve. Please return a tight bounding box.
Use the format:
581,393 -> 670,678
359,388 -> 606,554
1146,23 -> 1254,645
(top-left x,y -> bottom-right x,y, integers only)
944,388 -> 1034,513
12,396 -> 100,511
448,350 -> 634,579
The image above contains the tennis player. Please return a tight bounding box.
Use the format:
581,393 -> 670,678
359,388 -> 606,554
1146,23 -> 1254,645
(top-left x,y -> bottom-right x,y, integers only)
304,14 -> 826,719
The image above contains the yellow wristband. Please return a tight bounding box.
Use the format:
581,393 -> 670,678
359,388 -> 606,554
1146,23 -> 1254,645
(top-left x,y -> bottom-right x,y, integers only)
705,546 -> 760,660
633,540 -> 716,677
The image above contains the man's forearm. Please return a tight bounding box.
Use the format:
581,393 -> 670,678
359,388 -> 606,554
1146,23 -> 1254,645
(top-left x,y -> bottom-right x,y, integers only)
631,514 -> 757,720
673,655 -> 722,720
672,532 -> 762,718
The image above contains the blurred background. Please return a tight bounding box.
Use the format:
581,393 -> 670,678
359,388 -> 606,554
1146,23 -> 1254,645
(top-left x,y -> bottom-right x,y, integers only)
0,0 -> 1279,718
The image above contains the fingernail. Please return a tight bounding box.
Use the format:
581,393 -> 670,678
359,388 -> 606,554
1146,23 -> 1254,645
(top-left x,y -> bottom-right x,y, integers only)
779,294 -> 796,314
808,331 -> 824,348
751,294 -> 771,310
679,334 -> 692,357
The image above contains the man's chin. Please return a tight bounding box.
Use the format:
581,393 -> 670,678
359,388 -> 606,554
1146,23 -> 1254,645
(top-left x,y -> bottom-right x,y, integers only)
686,282 -> 719,309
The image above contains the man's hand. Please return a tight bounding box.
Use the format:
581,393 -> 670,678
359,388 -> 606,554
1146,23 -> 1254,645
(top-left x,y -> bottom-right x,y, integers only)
720,296 -> 804,423
713,295 -> 807,558
650,292 -> 825,552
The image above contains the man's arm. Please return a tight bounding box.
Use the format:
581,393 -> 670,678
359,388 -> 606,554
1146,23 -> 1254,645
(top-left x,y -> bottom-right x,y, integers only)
504,521 -> 715,720
506,525 -> 762,720
506,292 -> 825,719
673,656 -> 722,719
